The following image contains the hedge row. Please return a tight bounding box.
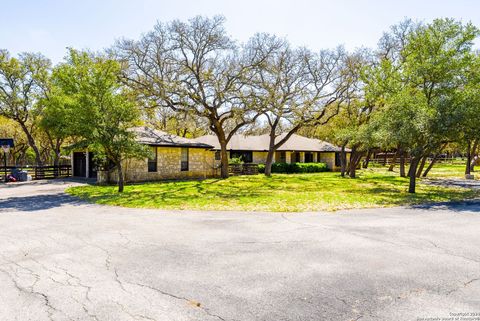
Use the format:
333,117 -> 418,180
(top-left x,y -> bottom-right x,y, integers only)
257,162 -> 329,173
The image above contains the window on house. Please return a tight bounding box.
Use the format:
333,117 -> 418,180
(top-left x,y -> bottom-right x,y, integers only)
148,146 -> 157,172
181,148 -> 189,171
215,151 -> 221,160
230,150 -> 253,163
279,151 -> 286,163
305,152 -> 313,163
317,152 -> 322,163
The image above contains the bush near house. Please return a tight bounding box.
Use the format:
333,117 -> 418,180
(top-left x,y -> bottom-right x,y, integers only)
258,162 -> 329,174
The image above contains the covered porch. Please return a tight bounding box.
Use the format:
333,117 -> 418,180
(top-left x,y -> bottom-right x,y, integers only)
274,151 -> 343,170
71,151 -> 98,180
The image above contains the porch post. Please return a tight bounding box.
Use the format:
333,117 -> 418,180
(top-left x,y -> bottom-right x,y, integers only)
286,152 -> 292,164
85,151 -> 89,178
70,152 -> 74,176
300,152 -> 305,163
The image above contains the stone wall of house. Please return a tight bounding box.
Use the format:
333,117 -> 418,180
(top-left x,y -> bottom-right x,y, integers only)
252,151 -> 268,164
98,147 -> 217,183
318,152 -> 336,170
318,152 -> 350,171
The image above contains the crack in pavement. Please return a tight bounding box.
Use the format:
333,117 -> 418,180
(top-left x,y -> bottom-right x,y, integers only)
446,277 -> 480,296
114,301 -> 156,321
75,235 -> 112,271
128,280 -> 228,321
54,264 -> 97,320
114,267 -> 131,293
118,231 -> 132,248
0,267 -> 60,321
1,245 -> 100,321
71,235 -> 227,320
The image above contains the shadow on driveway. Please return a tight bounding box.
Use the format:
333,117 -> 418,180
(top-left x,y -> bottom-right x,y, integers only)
0,178 -> 95,190
0,193 -> 81,212
409,199 -> 480,212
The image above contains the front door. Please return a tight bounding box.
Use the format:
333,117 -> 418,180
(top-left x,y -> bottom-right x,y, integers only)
73,152 -> 86,177
88,152 -> 97,179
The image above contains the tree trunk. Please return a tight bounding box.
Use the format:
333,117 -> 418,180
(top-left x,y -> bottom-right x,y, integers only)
469,140 -> 478,173
264,150 -> 275,177
362,149 -> 371,169
382,152 -> 387,166
349,146 -> 361,179
18,121 -> 43,166
388,149 -> 399,171
117,161 -> 124,193
399,149 -> 406,177
422,157 -> 437,177
263,131 -> 278,177
53,141 -> 61,167
466,140 -> 471,175
407,156 -> 415,177
408,157 -> 420,194
219,140 -> 229,179
53,152 -> 60,178
416,155 -> 428,178
350,151 -> 364,178
340,145 -> 347,177
347,146 -> 357,177
422,143 -> 447,177
53,154 -> 60,167
211,126 -> 230,179
349,158 -> 356,178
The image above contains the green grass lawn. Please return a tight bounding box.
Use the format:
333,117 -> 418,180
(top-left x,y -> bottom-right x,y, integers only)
66,163 -> 480,212
426,162 -> 467,178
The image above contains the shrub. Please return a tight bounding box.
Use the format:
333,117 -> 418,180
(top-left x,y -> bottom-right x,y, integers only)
229,157 -> 244,165
257,162 -> 329,174
258,164 -> 265,172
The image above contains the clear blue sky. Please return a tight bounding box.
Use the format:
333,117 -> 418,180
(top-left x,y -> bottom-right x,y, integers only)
1,0 -> 479,63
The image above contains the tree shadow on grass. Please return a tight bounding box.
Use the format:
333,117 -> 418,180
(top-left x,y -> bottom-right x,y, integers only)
80,180 -> 269,208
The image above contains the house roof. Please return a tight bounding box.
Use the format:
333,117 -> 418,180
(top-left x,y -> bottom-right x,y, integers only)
131,127 -> 214,149
194,134 -> 350,152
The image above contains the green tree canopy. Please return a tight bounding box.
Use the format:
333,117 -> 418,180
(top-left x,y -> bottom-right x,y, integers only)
54,49 -> 148,192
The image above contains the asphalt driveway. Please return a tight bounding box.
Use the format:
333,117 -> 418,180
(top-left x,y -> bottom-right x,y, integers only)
0,180 -> 479,321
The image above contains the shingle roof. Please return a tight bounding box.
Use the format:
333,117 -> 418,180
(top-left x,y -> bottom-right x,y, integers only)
194,134 -> 350,152
131,127 -> 213,149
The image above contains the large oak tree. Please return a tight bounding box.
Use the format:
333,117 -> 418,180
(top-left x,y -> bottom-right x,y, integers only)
116,16 -> 269,178
368,19 -> 479,193
0,50 -> 51,165
246,34 -> 352,176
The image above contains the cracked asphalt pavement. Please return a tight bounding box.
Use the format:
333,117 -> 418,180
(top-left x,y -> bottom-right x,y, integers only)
0,180 -> 479,321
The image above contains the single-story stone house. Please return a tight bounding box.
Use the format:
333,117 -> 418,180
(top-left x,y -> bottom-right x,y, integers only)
71,128 -> 350,182
71,127 -> 216,183
194,134 -> 350,171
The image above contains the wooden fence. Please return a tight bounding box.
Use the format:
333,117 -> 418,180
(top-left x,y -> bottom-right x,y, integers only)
370,156 -> 464,166
228,164 -> 259,176
0,165 -> 71,181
